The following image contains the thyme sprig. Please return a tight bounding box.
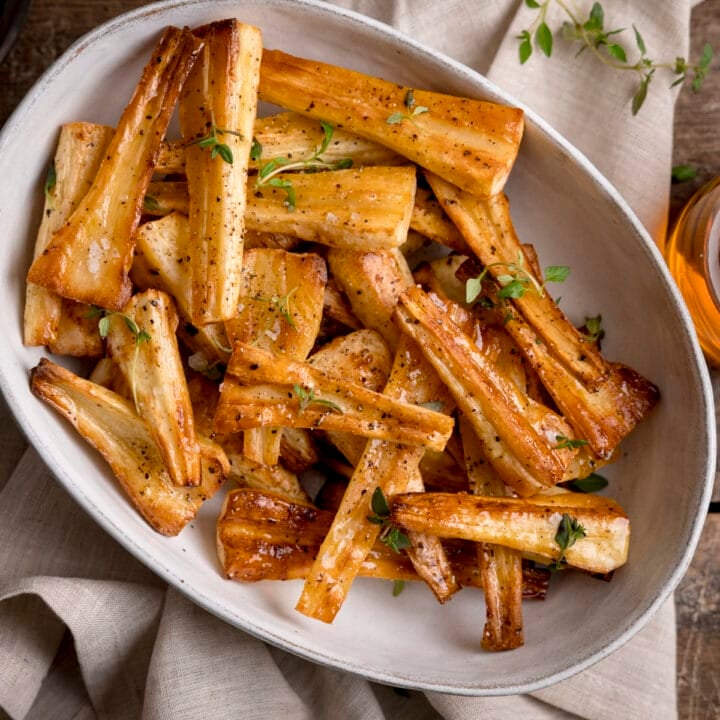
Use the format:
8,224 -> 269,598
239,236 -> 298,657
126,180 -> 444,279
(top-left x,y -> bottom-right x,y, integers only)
188,115 -> 244,165
465,252 -> 569,304
86,306 -> 151,411
386,89 -> 429,125
554,434 -> 589,450
44,162 -> 56,209
367,487 -> 412,554
551,513 -> 586,570
255,121 -> 353,211
253,286 -> 299,328
292,383 -> 344,414
518,1 -> 713,115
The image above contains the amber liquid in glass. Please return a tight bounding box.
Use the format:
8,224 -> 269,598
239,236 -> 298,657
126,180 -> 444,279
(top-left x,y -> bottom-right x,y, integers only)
665,177 -> 720,366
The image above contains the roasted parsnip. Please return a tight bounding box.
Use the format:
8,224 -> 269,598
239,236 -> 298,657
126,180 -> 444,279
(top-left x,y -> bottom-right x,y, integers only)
24,122 -> 114,349
27,27 -> 202,310
31,359 -> 226,536
105,289 -> 201,487
396,286 -> 577,496
216,342 -> 454,451
391,491 -> 630,574
259,50 -> 524,197
180,20 -> 262,323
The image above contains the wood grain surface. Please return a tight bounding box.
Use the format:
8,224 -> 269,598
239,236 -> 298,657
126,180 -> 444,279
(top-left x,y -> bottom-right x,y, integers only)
0,1 -> 718,718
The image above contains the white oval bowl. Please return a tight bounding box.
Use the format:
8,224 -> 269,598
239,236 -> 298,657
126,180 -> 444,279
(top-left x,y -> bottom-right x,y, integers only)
0,0 -> 714,695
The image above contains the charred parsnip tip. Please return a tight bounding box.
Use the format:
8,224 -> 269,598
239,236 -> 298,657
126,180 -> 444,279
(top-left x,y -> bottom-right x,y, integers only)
27,26 -> 203,311
390,491 -> 630,575
259,49 -> 524,197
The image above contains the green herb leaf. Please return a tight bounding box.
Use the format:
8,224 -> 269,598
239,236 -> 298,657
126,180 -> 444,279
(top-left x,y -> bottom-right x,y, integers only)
268,177 -> 296,211
518,30 -> 533,64
535,22 -> 553,58
318,120 -> 334,155
143,195 -> 160,212
544,265 -> 570,283
498,278 -> 527,299
386,112 -> 406,125
633,24 -> 646,55
371,486 -> 391,518
525,0 -> 541,7
671,164 -> 697,183
585,2 -> 604,32
582,314 -> 605,343
404,90 -> 416,109
607,43 -> 627,62
392,579 -> 405,596
554,434 -> 589,450
567,473 -> 609,493
412,106 -> 429,118
98,316 -> 110,338
250,137 -> 262,161
466,277 -> 483,304
553,513 -> 586,569
44,162 -> 56,204
632,70 -> 654,115
293,383 -> 343,414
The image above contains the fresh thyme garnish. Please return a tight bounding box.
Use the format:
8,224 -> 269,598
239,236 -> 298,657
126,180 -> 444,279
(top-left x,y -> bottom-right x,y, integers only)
250,136 -> 263,162
465,253 -> 569,304
44,162 -> 56,208
671,164 -> 697,183
188,118 -> 243,165
386,89 -> 429,124
367,487 -> 412,554
581,314 -> 605,344
143,195 -> 161,212
255,121 -> 353,211
392,579 -> 405,597
518,1 -> 713,115
253,286 -> 299,328
566,472 -> 608,493
554,434 -> 589,450
292,383 -> 344,414
86,306 -> 151,411
552,513 -> 586,569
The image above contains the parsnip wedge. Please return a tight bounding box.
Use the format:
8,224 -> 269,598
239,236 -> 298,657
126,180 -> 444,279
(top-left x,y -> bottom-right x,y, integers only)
396,286 -> 577,496
460,414 -> 524,652
218,488 -> 549,600
455,257 -> 660,459
227,248 -> 326,465
145,166 -> 416,251
156,111 -> 403,174
131,212 -> 231,364
216,342 -> 454,451
180,20 -> 262,324
27,27 -> 202,310
259,49 -> 524,197
390,491 -> 630,574
105,289 -> 201,487
426,173 -> 610,390
24,122 -> 114,348
410,187 -> 471,255
296,333 -> 458,623
31,358 -> 226,536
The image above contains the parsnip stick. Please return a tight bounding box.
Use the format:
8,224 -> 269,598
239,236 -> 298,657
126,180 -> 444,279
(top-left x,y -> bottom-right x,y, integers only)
460,415 -> 524,651
259,49 -> 524,197
216,342 -> 453,451
27,27 -> 202,310
24,122 -> 114,348
31,359 -> 226,536
410,187 -> 471,255
156,111 -> 403,174
218,488 -> 550,600
226,248 -> 326,465
391,491 -> 630,574
105,289 -> 201,487
180,20 -> 262,324
396,286 -> 577,496
426,172 -> 610,390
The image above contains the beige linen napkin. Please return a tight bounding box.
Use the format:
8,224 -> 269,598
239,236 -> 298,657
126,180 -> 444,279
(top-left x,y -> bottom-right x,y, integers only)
0,1 -> 689,718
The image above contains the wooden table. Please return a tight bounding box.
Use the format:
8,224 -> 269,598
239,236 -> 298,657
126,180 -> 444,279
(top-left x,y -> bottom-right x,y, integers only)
0,2 -> 717,717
